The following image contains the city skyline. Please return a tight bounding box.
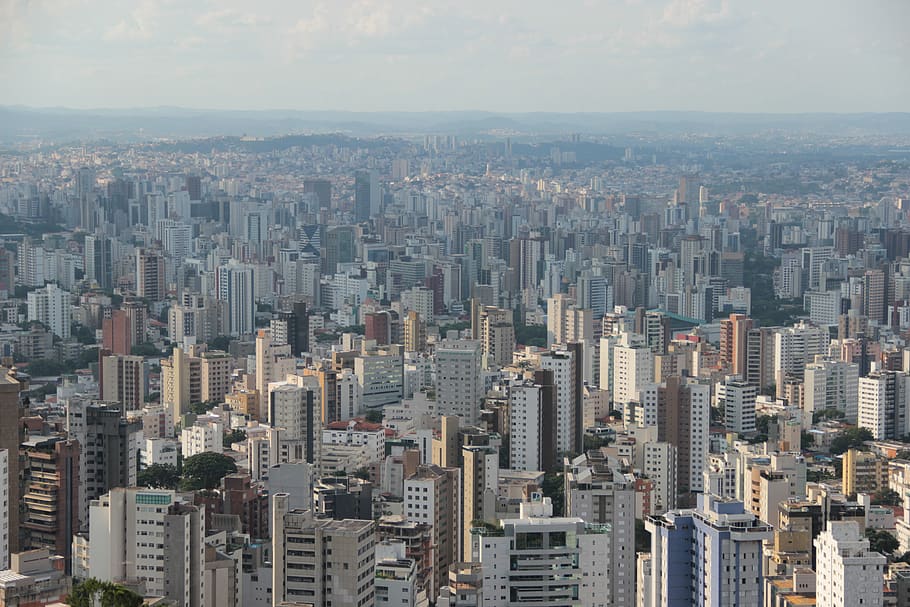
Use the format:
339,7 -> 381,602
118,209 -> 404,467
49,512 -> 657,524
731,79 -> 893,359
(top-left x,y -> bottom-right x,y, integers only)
1,0 -> 908,113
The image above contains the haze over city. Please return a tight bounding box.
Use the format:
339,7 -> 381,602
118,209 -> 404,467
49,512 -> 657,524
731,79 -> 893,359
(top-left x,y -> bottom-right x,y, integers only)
2,0 -> 909,113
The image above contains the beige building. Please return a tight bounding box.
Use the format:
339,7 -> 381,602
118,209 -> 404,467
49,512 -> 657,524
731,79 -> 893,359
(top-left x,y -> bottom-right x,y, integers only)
272,494 -> 375,607
100,354 -> 146,411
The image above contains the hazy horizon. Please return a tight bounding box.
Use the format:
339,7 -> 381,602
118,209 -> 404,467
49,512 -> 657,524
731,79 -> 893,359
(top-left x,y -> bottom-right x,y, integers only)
2,0 -> 909,114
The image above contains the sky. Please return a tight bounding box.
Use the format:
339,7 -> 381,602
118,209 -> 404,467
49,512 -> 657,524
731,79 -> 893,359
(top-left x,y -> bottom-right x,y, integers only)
1,0 -> 908,113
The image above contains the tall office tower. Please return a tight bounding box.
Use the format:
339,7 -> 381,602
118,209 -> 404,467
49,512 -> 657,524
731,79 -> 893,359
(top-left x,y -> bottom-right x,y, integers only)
323,225 -> 356,274
0,370 -> 24,553
746,326 -> 777,391
714,376 -> 757,435
677,173 -> 700,207
355,345 -> 404,411
435,340 -> 483,425
102,309 -> 134,355
270,301 -> 309,356
773,321 -> 830,385
268,381 -> 321,465
508,370 -> 556,472
365,310 -> 395,346
565,453 -> 637,607
67,400 -> 141,529
657,376 -> 710,507
477,306 -> 515,370
612,332 -> 654,413
863,268 -> 887,325
304,178 -> 332,208
256,329 -> 295,420
83,233 -> 113,290
858,370 -> 910,440
161,346 -> 195,420
804,357 -> 860,423
719,313 -> 753,376
184,174 -> 202,201
136,249 -> 166,301
272,494 -> 375,607
577,271 -> 609,319
169,295 -> 222,345
539,347 -> 581,455
546,293 -> 573,347
814,521 -> 886,607
20,435 -> 79,573
100,354 -> 146,411
470,498 -> 611,607
404,464 -> 460,599
644,495 -> 772,607
403,311 -> 427,353
0,247 -> 15,296
461,445 -> 499,561
354,170 -> 380,222
801,246 -> 835,291
0,449 -> 6,570
81,488 -> 205,607
27,283 -> 71,339
162,220 -> 192,262
216,261 -> 255,336
679,235 -> 706,286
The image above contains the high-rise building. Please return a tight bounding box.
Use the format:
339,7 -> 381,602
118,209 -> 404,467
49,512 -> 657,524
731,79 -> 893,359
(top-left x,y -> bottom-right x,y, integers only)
27,283 -> 71,339
270,302 -> 309,356
271,494 -> 375,607
814,521 -> 886,607
404,464 -> 460,599
256,329 -> 296,421
508,370 -> 556,472
19,435 -> 80,573
0,369 -> 24,554
100,354 -> 146,411
475,305 -> 515,370
804,357 -> 859,424
773,322 -> 830,386
719,313 -> 753,376
403,311 -> 427,353
470,498 -> 612,607
354,170 -> 380,222
80,487 -> 205,607
66,400 -> 142,530
303,178 -> 332,208
461,445 -> 499,561
859,371 -> 910,440
0,449 -> 7,571
565,452 -> 637,606
216,261 -> 255,336
644,494 -> 772,607
538,347 -> 581,455
435,340 -> 483,425
714,376 -> 757,435
136,249 -> 166,301
83,234 -> 113,290
268,380 -> 321,465
656,376 -> 710,506
863,268 -> 887,325
612,332 -> 653,413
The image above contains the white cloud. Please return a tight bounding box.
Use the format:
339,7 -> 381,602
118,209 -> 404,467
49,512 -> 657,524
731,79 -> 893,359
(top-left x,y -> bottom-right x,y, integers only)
662,0 -> 731,27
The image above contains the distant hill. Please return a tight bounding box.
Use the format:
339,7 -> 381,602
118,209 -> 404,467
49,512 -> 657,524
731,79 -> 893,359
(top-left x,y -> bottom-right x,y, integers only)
2,106 -> 910,143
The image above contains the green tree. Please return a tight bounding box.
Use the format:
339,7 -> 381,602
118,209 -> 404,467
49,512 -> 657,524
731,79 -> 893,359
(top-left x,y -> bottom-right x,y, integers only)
223,429 -> 247,448
207,335 -> 232,351
71,323 -> 97,345
830,427 -> 874,455
635,519 -> 651,553
583,434 -> 613,451
873,489 -> 901,506
541,472 -> 565,517
24,359 -> 65,376
189,400 -> 218,415
130,343 -> 160,357
755,414 -> 773,435
181,452 -> 237,490
68,578 -> 144,607
364,409 -> 383,423
801,430 -> 815,451
866,529 -> 899,556
137,464 -> 180,490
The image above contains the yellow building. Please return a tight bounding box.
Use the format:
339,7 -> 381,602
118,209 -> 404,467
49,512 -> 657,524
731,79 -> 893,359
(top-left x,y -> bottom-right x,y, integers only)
843,448 -> 888,497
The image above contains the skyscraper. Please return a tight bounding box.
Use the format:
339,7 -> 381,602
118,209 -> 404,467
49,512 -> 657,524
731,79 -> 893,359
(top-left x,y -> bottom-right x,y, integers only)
83,233 -> 113,290
0,369 -> 24,555
216,261 -> 255,336
136,248 -> 166,301
435,340 -> 484,425
354,170 -> 380,222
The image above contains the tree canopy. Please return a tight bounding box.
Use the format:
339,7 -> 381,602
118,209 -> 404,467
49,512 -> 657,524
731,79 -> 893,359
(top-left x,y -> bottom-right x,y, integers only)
68,578 -> 144,607
137,464 -> 180,490
181,452 -> 237,490
829,427 -> 874,455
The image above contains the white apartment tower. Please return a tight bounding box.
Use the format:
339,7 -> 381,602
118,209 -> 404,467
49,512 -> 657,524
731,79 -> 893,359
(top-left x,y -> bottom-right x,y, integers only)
612,332 -> 653,413
435,340 -> 484,425
714,376 -> 757,435
82,487 -> 205,607
814,521 -> 885,607
27,283 -> 71,339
